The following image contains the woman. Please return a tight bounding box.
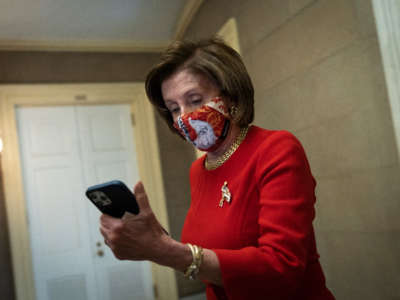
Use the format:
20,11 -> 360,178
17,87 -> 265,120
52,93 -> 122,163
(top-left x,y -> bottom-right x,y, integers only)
100,38 -> 335,300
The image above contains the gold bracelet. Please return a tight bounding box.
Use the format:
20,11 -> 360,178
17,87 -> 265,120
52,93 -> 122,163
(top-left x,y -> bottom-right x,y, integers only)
184,243 -> 203,280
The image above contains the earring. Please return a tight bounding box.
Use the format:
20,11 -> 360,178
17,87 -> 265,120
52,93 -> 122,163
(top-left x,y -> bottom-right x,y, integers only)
230,106 -> 239,121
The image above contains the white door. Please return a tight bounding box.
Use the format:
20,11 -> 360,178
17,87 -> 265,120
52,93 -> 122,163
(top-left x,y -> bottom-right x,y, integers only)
17,104 -> 154,300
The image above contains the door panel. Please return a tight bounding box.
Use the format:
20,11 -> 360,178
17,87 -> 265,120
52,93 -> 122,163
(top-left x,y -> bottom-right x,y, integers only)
28,119 -> 71,156
34,166 -> 82,255
88,111 -> 127,152
47,274 -> 88,300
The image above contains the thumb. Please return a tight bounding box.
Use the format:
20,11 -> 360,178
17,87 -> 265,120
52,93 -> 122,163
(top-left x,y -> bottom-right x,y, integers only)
133,181 -> 169,236
133,181 -> 152,212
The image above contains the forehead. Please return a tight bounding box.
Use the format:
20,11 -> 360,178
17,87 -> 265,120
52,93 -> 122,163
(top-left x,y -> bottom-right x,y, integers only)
161,68 -> 218,101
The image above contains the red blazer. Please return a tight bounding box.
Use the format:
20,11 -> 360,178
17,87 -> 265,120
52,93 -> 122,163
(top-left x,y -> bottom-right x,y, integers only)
181,126 -> 335,300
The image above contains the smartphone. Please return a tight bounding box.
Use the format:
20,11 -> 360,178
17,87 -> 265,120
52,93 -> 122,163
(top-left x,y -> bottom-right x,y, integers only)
85,180 -> 139,218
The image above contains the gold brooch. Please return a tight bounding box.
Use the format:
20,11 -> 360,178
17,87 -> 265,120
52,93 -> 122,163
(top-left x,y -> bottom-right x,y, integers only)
219,181 -> 231,207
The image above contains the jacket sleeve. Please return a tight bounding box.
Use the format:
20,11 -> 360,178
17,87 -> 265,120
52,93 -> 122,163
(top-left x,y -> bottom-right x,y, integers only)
212,131 -> 316,299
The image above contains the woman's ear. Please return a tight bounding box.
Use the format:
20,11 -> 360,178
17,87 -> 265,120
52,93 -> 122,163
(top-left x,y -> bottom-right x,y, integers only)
229,105 -> 239,122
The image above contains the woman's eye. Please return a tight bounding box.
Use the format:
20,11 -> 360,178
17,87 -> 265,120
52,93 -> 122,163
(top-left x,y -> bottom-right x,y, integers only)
191,99 -> 202,105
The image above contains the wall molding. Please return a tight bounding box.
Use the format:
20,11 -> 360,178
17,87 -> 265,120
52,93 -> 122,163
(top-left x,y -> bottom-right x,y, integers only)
0,39 -> 169,53
372,0 -> 400,162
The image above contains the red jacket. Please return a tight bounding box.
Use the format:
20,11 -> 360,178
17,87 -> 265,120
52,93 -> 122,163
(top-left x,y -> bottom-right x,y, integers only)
181,126 -> 335,300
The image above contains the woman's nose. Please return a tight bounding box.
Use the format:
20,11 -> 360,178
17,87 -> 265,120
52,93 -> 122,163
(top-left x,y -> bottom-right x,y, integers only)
180,105 -> 194,116
173,107 -> 190,122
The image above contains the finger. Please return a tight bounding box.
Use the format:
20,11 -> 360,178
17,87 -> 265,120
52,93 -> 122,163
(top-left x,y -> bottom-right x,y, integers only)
99,228 -> 110,247
100,213 -> 116,228
133,181 -> 152,212
99,226 -> 108,239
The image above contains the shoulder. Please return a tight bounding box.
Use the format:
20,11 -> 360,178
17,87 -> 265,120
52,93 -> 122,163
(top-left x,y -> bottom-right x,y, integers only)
249,126 -> 304,156
248,126 -> 309,172
248,127 -> 315,195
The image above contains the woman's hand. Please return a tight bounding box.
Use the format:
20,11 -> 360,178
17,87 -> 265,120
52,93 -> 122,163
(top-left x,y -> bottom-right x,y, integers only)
99,181 -> 223,285
99,181 -> 170,262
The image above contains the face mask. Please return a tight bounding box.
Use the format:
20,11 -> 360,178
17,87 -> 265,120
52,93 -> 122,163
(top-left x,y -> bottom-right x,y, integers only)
173,97 -> 231,152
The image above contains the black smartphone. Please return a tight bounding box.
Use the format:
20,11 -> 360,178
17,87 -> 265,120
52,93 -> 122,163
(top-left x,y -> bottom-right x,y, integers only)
85,180 -> 139,218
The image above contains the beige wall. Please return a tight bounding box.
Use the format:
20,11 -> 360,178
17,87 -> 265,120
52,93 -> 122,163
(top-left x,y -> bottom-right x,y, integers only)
185,0 -> 400,298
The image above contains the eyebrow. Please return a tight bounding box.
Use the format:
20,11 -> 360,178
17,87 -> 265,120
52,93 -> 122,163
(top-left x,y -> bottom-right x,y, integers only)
182,88 -> 199,99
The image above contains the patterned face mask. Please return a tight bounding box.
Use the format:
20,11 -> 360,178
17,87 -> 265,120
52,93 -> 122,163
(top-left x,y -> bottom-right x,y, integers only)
173,97 -> 231,152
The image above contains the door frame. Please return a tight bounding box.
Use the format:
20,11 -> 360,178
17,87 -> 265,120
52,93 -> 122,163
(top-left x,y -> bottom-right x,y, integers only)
0,83 -> 178,300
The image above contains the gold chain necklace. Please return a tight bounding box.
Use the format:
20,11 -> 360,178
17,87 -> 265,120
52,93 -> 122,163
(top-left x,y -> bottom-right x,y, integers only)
205,126 -> 249,170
